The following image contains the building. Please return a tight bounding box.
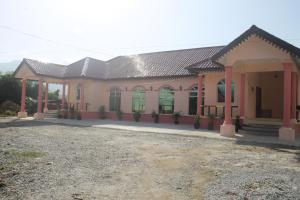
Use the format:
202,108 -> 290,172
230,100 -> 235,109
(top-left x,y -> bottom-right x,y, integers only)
14,25 -> 300,141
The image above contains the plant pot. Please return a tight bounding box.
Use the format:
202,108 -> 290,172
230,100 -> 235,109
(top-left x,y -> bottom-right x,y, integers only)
194,123 -> 200,129
174,120 -> 179,124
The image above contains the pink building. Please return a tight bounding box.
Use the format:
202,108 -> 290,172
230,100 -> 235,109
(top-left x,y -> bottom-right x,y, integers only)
14,25 -> 300,141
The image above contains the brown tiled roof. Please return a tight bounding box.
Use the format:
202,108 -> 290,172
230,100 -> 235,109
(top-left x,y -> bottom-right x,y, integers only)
104,46 -> 224,79
23,59 -> 66,78
17,46 -> 224,80
15,25 -> 300,80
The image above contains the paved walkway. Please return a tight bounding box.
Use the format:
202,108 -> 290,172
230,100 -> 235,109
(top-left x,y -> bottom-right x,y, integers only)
23,117 -> 300,147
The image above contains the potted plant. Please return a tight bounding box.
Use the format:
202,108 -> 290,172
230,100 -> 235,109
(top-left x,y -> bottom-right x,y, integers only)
172,111 -> 181,124
133,111 -> 141,122
98,105 -> 106,119
116,110 -> 123,120
57,108 -> 62,119
63,110 -> 68,119
70,106 -> 76,119
151,110 -> 159,123
208,114 -> 215,130
235,115 -> 241,132
194,115 -> 201,129
76,111 -> 82,120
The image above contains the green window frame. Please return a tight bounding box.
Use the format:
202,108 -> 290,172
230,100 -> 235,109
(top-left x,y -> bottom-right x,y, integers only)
217,79 -> 234,103
109,88 -> 121,112
76,85 -> 81,100
132,87 -> 145,112
159,87 -> 174,114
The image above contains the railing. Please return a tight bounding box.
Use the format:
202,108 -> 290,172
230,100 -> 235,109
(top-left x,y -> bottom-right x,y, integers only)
202,105 -> 239,118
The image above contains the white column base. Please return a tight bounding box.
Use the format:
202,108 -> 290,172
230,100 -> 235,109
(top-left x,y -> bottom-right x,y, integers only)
220,123 -> 235,137
17,111 -> 28,118
279,127 -> 295,142
33,113 -> 44,120
43,108 -> 48,113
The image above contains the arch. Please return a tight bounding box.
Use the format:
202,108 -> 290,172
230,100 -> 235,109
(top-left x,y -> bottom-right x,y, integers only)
159,87 -> 174,114
217,79 -> 234,103
157,84 -> 175,91
132,85 -> 147,91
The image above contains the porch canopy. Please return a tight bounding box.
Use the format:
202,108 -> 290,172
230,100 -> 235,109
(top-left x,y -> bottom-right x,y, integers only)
188,25 -> 300,141
13,59 -> 68,119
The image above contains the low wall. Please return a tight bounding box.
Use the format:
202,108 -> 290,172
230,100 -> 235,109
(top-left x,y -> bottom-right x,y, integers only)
81,112 -> 224,130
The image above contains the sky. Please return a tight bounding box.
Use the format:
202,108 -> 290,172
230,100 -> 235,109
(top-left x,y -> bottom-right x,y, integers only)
0,0 -> 299,65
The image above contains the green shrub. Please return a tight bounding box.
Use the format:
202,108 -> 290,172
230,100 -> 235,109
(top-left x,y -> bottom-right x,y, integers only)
151,110 -> 159,123
98,105 -> 106,119
133,111 -> 141,122
0,100 -> 20,113
172,111 -> 182,124
76,111 -> 82,120
194,115 -> 200,129
208,114 -> 215,130
117,110 -> 123,120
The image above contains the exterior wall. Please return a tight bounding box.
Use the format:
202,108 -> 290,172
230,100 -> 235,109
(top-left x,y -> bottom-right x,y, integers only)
204,72 -> 241,117
68,77 -> 198,115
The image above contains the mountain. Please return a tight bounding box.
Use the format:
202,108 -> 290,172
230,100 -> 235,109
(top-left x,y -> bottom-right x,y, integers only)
0,60 -> 21,73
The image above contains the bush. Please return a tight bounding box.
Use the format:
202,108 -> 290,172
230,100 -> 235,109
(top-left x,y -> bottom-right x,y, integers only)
235,115 -> 241,132
98,105 -> 106,119
133,111 -> 141,122
116,110 -> 123,120
172,111 -> 181,124
208,114 -> 215,130
194,115 -> 200,129
25,97 -> 37,115
76,111 -> 82,120
0,100 -> 20,113
151,110 -> 159,123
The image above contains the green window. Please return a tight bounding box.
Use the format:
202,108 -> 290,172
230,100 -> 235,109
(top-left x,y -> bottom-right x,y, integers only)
188,86 -> 205,115
76,85 -> 80,100
159,87 -> 174,114
132,87 -> 145,112
217,79 -> 234,103
109,88 -> 121,111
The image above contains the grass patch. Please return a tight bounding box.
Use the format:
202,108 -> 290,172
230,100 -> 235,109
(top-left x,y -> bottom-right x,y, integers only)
6,150 -> 47,159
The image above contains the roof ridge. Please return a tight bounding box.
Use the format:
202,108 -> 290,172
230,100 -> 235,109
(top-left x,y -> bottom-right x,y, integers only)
128,45 -> 225,57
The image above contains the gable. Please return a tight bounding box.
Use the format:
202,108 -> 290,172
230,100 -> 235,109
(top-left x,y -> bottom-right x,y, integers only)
221,35 -> 292,66
14,62 -> 37,79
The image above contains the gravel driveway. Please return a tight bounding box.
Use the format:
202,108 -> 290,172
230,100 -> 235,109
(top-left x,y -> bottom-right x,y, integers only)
0,121 -> 299,200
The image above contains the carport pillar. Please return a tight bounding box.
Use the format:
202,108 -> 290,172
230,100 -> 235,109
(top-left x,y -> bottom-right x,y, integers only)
197,74 -> 203,116
44,81 -> 48,113
279,63 -> 295,141
220,66 -> 235,137
240,73 -> 246,118
17,79 -> 28,118
34,79 -> 44,120
62,83 -> 66,109
80,84 -> 84,111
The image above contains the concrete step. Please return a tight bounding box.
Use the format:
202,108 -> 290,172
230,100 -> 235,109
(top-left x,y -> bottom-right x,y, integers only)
240,123 -> 279,137
44,110 -> 58,118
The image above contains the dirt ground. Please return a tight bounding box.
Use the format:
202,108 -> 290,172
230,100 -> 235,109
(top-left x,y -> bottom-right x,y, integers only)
0,121 -> 299,200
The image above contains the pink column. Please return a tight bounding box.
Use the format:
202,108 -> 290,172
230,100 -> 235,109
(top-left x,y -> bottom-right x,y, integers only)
224,66 -> 233,125
44,81 -> 48,112
197,74 -> 203,115
291,72 -> 297,119
80,84 -> 84,111
20,79 -> 27,112
62,83 -> 66,109
37,79 -> 43,113
240,73 -> 246,118
283,63 -> 292,127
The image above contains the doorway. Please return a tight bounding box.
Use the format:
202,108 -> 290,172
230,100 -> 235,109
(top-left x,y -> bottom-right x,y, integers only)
256,87 -> 262,118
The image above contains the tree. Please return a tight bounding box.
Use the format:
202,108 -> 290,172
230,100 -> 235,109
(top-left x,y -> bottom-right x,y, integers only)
0,73 -> 21,104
